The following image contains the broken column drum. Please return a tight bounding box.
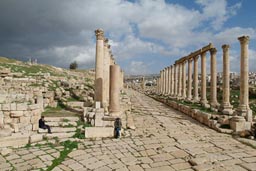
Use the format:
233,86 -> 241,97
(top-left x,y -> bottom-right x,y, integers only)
109,65 -> 121,116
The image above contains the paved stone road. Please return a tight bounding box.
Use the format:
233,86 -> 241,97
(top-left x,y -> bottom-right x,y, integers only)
1,90 -> 256,171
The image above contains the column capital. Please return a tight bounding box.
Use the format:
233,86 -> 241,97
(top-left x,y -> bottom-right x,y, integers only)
238,35 -> 250,45
95,29 -> 104,40
193,55 -> 199,60
104,38 -> 109,47
201,51 -> 207,57
210,48 -> 217,55
222,44 -> 230,51
188,58 -> 193,62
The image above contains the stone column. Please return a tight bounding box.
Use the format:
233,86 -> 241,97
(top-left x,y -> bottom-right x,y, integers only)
182,61 -> 186,98
160,70 -> 164,94
221,44 -> 233,115
168,66 -> 172,95
187,58 -> 193,100
165,67 -> 169,95
120,70 -> 124,90
109,65 -> 121,116
200,52 -> 208,106
210,48 -> 219,107
236,36 -> 252,121
103,38 -> 110,108
94,29 -> 104,107
170,65 -> 174,96
110,54 -> 115,65
178,63 -> 182,97
174,64 -> 177,97
157,78 -> 160,94
163,69 -> 166,94
193,56 -> 199,101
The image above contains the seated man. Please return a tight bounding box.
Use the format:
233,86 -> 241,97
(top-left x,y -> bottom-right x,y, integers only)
39,116 -> 52,133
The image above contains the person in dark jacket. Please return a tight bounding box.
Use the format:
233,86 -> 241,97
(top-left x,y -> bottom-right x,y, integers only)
114,118 -> 122,138
39,116 -> 52,133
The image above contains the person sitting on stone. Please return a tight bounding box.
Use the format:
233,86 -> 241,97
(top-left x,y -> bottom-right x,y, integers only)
39,116 -> 52,133
252,123 -> 256,139
114,118 -> 122,138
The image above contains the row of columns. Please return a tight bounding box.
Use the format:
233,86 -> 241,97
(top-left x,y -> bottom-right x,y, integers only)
94,29 -> 124,116
156,36 -> 251,121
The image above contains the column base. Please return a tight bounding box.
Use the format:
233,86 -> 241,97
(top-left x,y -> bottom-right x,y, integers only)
200,99 -> 208,106
210,102 -> 220,109
235,107 -> 253,122
221,104 -> 233,115
186,96 -> 192,101
109,111 -> 121,117
192,97 -> 199,103
230,116 -> 251,132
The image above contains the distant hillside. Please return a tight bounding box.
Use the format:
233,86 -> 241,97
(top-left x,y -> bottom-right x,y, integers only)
0,56 -> 94,79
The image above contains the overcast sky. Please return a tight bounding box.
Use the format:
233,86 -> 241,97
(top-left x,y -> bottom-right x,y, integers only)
0,0 -> 255,75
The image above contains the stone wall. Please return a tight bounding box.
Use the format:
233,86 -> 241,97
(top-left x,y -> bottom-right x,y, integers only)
0,93 -> 43,134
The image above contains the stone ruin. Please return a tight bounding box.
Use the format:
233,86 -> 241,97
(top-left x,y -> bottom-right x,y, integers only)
84,29 -> 132,138
154,35 -> 253,133
0,62 -> 95,148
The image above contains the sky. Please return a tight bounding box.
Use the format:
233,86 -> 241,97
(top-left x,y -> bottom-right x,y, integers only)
0,0 -> 255,75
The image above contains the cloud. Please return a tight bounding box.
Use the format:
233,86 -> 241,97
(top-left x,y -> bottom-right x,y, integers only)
126,60 -> 151,75
0,0 -> 254,74
196,0 -> 242,30
214,27 -> 256,45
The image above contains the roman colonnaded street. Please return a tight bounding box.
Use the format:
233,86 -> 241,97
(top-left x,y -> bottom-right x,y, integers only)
1,89 -> 256,171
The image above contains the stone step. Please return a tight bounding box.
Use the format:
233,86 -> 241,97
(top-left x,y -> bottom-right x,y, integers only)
46,121 -> 77,127
38,127 -> 76,133
0,133 -> 29,148
0,128 -> 12,138
44,132 -> 75,139
44,117 -> 80,122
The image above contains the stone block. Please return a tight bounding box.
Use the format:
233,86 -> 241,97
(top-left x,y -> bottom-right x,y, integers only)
11,123 -> 19,133
67,101 -> 84,108
85,127 -> 114,138
0,95 -> 7,103
0,134 -> 29,148
30,115 -> 40,123
29,134 -> 43,143
0,128 -> 12,137
20,116 -> 31,124
2,103 -> 10,111
95,109 -> 104,127
0,111 -> 4,128
230,116 -> 247,132
95,101 -> 101,109
246,110 -> 253,122
23,111 -> 32,117
10,111 -> 24,117
0,148 -> 12,156
28,104 -> 40,110
32,123 -> 38,131
16,103 -> 28,110
44,132 -> 74,139
10,103 -> 16,110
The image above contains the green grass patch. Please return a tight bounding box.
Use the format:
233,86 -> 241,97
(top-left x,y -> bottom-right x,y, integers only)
72,128 -> 85,139
46,140 -> 78,171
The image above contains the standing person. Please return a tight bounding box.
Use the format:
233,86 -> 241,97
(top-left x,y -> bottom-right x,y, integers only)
114,118 -> 122,138
39,116 -> 52,133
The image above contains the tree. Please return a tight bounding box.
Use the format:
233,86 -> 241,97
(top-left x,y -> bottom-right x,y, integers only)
70,61 -> 78,70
